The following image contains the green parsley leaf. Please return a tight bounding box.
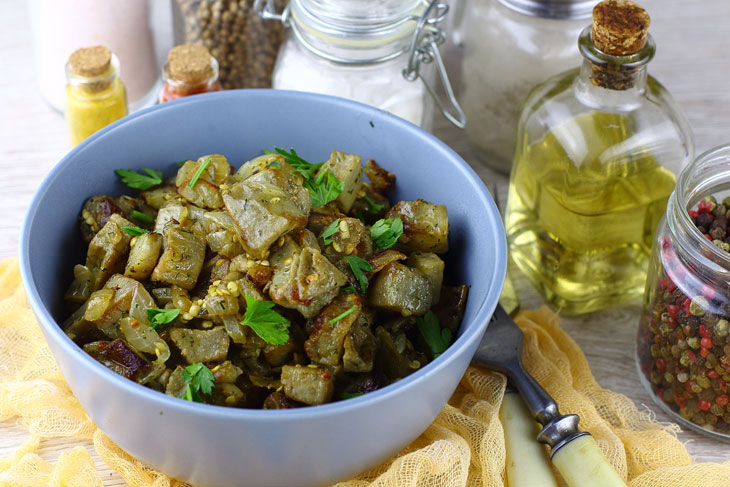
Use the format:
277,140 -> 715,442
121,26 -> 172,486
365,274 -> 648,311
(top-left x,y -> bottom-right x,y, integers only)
121,225 -> 149,236
306,168 -> 344,207
189,157 -> 211,189
268,147 -> 323,180
340,285 -> 359,294
329,305 -> 358,326
176,160 -> 188,168
179,362 -> 215,402
146,308 -> 180,329
344,255 -> 373,292
130,210 -> 154,225
115,168 -> 164,191
416,311 -> 451,359
364,195 -> 384,214
241,293 -> 290,345
370,218 -> 404,250
341,392 -> 364,399
320,218 -> 341,245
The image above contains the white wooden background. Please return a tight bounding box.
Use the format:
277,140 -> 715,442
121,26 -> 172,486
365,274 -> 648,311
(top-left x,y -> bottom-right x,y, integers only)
1,0 -> 729,484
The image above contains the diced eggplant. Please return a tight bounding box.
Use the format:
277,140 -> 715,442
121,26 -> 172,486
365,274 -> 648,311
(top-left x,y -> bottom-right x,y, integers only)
84,339 -> 151,382
64,264 -> 95,303
342,308 -> 376,373
406,252 -> 444,302
211,360 -> 243,383
364,159 -> 395,192
325,217 -> 372,257
387,199 -> 449,254
262,390 -> 301,409
169,326 -> 230,364
233,153 -> 282,182
79,195 -> 124,242
140,185 -> 178,210
304,293 -> 361,365
124,232 -> 163,280
321,151 -> 364,212
434,284 -> 469,333
84,213 -> 133,291
281,364 -> 334,406
368,249 -> 407,274
375,327 -> 417,381
176,154 -> 230,209
349,183 -> 391,224
367,262 -> 433,316
203,211 -> 243,258
165,365 -> 187,398
202,282 -> 240,318
263,339 -> 297,367
269,246 -> 348,318
222,163 -> 311,259
151,226 -> 206,290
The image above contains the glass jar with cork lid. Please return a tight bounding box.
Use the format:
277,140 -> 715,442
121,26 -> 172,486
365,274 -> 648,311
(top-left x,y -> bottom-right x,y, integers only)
504,0 -> 693,314
173,0 -> 287,89
65,46 -> 128,147
159,44 -> 222,103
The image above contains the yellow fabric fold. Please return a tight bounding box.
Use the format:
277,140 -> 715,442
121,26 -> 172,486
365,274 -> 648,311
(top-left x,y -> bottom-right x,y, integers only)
1,258 -> 728,487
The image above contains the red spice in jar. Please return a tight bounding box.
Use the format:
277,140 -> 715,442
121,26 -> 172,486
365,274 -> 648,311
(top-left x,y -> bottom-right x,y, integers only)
159,44 -> 222,103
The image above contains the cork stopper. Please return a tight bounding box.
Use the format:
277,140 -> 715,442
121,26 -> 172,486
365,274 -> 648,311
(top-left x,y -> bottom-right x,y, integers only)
592,0 -> 650,56
68,46 -> 112,77
167,45 -> 213,84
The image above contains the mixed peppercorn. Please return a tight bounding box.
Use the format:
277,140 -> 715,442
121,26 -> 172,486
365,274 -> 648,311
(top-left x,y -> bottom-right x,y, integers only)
639,194 -> 730,436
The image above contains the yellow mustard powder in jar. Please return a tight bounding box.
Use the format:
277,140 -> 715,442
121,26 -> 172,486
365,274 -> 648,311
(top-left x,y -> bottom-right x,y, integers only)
65,45 -> 128,146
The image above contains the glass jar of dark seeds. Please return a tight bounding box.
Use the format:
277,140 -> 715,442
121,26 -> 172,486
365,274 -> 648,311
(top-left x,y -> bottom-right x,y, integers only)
173,0 -> 286,89
637,144 -> 730,442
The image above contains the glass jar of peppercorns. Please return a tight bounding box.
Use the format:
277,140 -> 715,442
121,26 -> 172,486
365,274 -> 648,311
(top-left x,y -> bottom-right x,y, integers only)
638,144 -> 730,441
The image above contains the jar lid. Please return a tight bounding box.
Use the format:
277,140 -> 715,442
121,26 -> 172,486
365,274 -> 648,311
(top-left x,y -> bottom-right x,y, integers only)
498,0 -> 598,19
68,46 -> 112,77
167,44 -> 215,84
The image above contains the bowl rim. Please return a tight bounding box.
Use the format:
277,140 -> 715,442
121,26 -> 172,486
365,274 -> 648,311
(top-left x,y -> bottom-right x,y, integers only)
19,89 -> 507,421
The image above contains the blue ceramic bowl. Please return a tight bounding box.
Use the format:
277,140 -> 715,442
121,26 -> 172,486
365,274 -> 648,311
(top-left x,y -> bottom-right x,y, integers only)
19,90 -> 506,487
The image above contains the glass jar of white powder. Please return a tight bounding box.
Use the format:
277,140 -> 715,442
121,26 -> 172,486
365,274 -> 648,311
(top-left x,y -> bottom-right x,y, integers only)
257,0 -> 465,131
460,0 -> 597,173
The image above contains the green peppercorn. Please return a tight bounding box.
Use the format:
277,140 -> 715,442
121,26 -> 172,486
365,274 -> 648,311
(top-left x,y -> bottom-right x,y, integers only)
690,296 -> 709,316
687,336 -> 701,349
711,403 -> 725,416
677,371 -> 689,383
698,376 -> 712,388
664,372 -> 675,383
715,319 -> 729,337
691,382 -> 703,394
680,351 -> 692,367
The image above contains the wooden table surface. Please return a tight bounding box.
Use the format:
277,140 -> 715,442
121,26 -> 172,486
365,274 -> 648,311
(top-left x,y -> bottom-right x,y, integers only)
1,0 -> 729,484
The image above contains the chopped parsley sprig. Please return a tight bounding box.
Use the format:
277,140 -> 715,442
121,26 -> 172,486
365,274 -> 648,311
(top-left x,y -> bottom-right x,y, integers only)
417,311 -> 451,359
131,210 -> 153,225
344,255 -> 373,292
147,308 -> 180,330
241,293 -> 290,345
189,157 -> 211,189
371,218 -> 404,250
329,305 -> 358,326
180,363 -> 215,403
115,168 -> 164,190
265,147 -> 343,207
320,218 -> 341,245
121,226 -> 149,236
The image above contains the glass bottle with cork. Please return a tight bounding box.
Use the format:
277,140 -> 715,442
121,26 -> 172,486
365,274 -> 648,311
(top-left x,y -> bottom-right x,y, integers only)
504,0 -> 693,314
159,44 -> 222,103
65,46 -> 128,147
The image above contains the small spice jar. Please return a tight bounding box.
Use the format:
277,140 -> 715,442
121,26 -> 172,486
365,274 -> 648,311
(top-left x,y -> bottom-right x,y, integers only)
637,144 -> 730,442
173,0 -> 286,89
65,46 -> 128,147
159,44 -> 222,103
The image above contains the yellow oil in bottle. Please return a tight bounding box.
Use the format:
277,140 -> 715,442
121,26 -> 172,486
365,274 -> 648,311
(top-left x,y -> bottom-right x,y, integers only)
505,111 -> 677,314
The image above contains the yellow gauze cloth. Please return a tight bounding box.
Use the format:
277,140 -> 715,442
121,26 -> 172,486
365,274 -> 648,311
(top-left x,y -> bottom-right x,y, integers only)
1,258 -> 729,487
